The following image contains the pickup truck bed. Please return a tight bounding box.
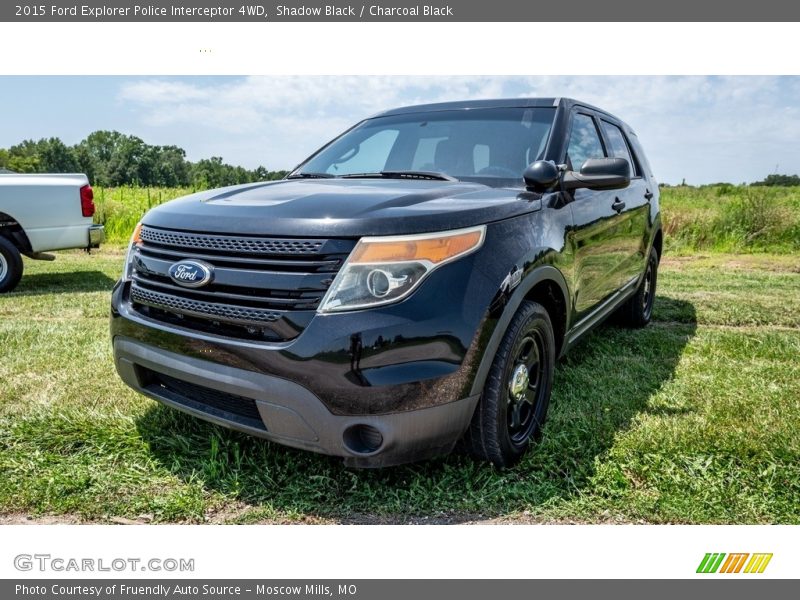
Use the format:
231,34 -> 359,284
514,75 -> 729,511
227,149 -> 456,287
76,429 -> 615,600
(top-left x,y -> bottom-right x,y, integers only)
0,173 -> 104,292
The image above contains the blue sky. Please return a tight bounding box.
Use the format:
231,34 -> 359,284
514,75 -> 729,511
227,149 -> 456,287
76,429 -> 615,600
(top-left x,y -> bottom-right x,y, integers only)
1,76 -> 798,184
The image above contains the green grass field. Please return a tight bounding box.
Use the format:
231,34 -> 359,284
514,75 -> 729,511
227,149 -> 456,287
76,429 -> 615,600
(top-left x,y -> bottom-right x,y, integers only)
1,249 -> 798,524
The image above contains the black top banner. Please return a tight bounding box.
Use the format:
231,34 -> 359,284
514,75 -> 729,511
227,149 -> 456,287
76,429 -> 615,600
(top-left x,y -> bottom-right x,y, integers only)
4,0 -> 800,21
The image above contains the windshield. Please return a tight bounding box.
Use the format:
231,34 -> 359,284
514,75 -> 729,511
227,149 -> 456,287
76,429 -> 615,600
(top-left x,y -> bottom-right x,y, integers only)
293,107 -> 556,187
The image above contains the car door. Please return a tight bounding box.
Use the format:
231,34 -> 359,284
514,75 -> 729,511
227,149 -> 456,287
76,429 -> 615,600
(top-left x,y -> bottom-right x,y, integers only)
564,111 -> 630,321
598,118 -> 652,288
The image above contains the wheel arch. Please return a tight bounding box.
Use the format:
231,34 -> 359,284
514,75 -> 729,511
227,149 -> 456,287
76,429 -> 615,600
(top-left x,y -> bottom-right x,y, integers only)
468,265 -> 570,397
0,211 -> 33,253
652,227 -> 663,262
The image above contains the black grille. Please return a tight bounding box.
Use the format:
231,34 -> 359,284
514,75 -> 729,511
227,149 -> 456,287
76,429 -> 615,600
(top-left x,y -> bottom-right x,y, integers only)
131,285 -> 282,325
145,370 -> 266,431
129,226 -> 356,340
140,226 -> 324,255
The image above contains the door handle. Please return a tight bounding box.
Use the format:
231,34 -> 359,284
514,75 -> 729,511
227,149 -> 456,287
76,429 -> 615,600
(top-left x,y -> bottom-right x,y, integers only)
612,198 -> 626,212
644,189 -> 654,200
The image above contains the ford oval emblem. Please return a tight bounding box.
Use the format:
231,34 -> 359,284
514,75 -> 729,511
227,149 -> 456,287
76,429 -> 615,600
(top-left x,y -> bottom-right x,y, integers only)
168,260 -> 214,288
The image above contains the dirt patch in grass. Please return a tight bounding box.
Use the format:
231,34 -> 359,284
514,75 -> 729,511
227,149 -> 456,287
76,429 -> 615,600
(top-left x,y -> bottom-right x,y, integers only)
662,253 -> 800,273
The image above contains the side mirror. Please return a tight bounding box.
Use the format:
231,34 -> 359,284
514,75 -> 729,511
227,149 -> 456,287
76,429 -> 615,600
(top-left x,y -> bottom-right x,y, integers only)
563,157 -> 631,191
523,160 -> 560,192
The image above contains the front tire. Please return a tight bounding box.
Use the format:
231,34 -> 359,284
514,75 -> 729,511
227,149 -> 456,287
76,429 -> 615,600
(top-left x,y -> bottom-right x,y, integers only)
0,237 -> 23,294
464,301 -> 555,468
617,246 -> 659,328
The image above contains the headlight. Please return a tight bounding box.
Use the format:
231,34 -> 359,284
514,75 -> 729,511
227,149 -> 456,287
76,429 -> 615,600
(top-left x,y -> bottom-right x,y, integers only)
318,225 -> 486,313
121,222 -> 143,282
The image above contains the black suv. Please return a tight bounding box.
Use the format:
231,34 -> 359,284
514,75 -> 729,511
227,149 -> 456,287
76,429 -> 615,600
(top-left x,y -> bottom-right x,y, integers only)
111,98 -> 662,468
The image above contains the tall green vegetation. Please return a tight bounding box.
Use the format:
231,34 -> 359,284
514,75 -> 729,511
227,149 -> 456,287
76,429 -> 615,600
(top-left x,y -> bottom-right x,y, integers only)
92,187 -> 195,243
661,185 -> 800,253
0,131 -> 287,188
88,184 -> 800,251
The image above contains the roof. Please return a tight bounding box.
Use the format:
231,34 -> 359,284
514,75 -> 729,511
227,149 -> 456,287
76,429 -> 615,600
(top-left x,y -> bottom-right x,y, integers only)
371,97 -> 615,118
369,97 -> 627,130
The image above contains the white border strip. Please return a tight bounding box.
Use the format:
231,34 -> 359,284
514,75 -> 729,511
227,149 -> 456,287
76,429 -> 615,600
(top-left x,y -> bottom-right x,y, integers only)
1,525 -> 797,579
0,23 -> 799,75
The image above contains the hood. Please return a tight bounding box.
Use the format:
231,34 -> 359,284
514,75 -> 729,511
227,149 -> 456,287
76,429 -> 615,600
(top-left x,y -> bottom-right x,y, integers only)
142,179 -> 540,237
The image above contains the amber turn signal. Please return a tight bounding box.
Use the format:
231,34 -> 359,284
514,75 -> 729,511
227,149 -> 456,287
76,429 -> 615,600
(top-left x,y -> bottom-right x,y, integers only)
131,222 -> 143,245
350,227 -> 485,265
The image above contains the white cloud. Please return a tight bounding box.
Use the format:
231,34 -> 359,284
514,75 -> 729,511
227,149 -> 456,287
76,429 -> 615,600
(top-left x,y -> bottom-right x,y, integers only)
118,75 -> 800,183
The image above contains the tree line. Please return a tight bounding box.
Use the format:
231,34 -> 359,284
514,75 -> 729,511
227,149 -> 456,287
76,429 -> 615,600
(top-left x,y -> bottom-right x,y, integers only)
0,131 -> 288,188
750,174 -> 800,187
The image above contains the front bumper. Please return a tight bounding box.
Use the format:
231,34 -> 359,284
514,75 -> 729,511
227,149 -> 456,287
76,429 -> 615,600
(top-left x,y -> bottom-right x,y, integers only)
88,224 -> 105,247
114,336 -> 479,467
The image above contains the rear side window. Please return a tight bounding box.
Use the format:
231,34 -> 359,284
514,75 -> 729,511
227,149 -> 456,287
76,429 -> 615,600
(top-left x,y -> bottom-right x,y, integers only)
626,131 -> 655,179
567,113 -> 606,170
600,120 -> 637,177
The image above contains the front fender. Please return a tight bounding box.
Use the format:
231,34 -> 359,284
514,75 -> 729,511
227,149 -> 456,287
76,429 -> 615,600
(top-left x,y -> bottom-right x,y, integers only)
467,265 -> 570,398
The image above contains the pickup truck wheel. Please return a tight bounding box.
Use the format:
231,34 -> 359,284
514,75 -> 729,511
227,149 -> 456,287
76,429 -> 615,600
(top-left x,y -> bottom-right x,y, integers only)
464,300 -> 555,468
617,246 -> 659,328
0,237 -> 24,293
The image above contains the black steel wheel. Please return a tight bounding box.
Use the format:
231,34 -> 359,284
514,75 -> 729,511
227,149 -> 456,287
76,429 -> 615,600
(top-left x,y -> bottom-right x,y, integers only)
618,246 -> 659,328
464,300 -> 555,468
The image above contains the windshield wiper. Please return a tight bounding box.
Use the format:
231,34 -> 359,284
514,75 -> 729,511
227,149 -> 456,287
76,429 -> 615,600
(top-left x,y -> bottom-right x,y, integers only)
286,172 -> 336,179
341,170 -> 458,182
382,170 -> 459,181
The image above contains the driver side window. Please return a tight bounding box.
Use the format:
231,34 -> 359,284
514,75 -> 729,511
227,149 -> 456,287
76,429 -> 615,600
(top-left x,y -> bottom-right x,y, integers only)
567,113 -> 606,171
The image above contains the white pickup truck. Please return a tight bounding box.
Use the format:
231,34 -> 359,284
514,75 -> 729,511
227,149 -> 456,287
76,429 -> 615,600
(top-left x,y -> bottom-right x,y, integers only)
0,173 -> 105,292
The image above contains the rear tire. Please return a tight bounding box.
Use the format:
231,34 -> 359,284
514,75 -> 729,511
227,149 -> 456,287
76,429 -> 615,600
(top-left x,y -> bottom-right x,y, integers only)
464,300 -> 555,468
0,236 -> 23,294
617,246 -> 658,328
